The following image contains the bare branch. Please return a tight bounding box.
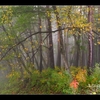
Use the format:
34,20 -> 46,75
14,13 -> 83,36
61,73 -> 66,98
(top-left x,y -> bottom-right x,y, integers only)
0,26 -> 88,61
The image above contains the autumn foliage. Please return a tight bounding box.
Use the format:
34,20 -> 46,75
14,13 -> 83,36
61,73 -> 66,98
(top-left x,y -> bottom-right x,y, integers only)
70,79 -> 79,89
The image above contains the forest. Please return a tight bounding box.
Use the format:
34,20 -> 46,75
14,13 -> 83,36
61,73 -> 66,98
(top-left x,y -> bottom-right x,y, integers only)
0,5 -> 100,94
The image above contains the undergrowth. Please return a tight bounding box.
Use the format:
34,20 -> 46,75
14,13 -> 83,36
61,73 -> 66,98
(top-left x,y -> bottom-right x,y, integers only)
0,64 -> 100,94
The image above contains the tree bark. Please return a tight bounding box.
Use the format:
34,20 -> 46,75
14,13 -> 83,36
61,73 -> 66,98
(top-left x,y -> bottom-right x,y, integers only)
52,5 -> 61,68
46,6 -> 55,69
87,5 -> 93,75
38,7 -> 43,72
52,5 -> 69,71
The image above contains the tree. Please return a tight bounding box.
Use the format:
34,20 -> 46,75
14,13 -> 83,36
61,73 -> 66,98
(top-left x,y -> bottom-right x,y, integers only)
87,5 -> 93,75
46,5 -> 55,69
52,5 -> 69,71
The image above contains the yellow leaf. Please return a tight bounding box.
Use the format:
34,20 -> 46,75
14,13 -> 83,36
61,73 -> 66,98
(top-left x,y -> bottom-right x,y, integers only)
40,26 -> 42,28
92,92 -> 96,94
97,41 -> 100,45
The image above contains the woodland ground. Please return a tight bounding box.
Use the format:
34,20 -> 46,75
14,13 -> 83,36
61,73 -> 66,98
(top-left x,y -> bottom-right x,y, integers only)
0,66 -> 100,95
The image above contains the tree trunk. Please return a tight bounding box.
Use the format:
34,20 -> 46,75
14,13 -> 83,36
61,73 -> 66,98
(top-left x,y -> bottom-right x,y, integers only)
46,6 -> 55,69
38,7 -> 43,72
81,34 -> 85,67
52,5 -> 69,71
75,34 -> 80,67
87,5 -> 93,75
52,5 -> 61,68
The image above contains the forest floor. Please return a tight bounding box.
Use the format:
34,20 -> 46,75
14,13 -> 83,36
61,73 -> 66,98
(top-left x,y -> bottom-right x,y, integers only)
0,66 -> 100,95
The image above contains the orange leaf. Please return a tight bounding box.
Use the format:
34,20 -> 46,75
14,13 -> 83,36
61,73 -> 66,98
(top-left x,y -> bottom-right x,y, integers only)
70,79 -> 79,89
